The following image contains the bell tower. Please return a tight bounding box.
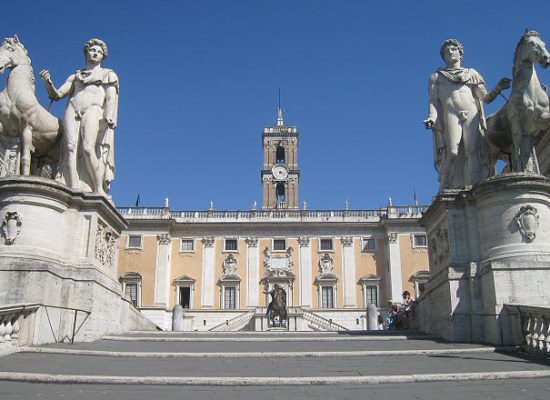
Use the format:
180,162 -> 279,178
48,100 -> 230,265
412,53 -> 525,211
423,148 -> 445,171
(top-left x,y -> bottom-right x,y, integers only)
261,108 -> 300,209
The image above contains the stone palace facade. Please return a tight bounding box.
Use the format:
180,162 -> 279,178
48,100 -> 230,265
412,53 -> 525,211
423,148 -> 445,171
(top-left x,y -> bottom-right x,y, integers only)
116,110 -> 430,331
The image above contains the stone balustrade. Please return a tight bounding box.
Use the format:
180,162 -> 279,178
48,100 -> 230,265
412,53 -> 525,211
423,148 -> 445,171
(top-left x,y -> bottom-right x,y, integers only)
117,206 -> 427,223
0,304 -> 39,344
301,309 -> 348,331
209,310 -> 255,332
505,304 -> 550,354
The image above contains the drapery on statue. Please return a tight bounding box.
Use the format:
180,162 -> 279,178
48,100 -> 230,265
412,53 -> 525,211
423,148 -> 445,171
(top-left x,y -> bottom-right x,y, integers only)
424,39 -> 510,190
0,35 -> 62,177
266,284 -> 287,327
486,30 -> 550,174
40,39 -> 118,195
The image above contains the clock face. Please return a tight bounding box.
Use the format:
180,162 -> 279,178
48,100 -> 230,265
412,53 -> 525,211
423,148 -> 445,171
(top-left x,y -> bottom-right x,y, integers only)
272,165 -> 288,180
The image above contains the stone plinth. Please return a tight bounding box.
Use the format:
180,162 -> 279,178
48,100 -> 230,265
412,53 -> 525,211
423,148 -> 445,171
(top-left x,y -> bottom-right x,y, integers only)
412,173 -> 550,345
0,176 -> 156,344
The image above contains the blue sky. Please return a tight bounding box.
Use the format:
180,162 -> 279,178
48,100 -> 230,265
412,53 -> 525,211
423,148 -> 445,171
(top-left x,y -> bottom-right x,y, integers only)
3,1 -> 550,210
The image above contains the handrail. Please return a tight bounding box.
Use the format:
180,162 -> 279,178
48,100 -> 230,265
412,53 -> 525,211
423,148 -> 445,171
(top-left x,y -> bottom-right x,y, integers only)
301,309 -> 348,331
209,310 -> 255,332
0,303 -> 91,344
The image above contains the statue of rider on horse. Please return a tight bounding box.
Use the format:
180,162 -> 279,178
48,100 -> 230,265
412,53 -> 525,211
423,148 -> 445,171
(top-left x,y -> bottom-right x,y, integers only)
266,284 -> 287,328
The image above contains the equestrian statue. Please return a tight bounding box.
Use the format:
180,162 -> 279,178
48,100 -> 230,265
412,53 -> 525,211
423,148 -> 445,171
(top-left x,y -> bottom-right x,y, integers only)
266,284 -> 287,327
486,30 -> 550,174
0,35 -> 62,177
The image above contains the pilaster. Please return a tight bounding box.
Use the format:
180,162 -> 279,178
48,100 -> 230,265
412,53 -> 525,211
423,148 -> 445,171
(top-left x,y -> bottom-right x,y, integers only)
245,237 -> 260,307
153,234 -> 172,307
385,232 -> 403,303
298,236 -> 312,307
340,237 -> 357,307
201,237 -> 215,308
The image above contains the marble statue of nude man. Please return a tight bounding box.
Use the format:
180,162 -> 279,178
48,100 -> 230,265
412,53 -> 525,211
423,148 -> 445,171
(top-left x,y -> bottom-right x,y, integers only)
424,39 -> 510,189
40,39 -> 118,195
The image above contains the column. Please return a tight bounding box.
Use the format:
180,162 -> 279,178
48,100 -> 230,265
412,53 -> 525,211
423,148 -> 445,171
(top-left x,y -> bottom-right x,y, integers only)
298,237 -> 312,307
201,237 -> 215,307
385,232 -> 403,303
341,237 -> 357,307
153,234 -> 172,307
246,237 -> 260,307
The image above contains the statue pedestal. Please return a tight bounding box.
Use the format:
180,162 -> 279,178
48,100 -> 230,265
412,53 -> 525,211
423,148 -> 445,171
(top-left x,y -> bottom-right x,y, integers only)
413,173 -> 550,344
0,176 -> 155,344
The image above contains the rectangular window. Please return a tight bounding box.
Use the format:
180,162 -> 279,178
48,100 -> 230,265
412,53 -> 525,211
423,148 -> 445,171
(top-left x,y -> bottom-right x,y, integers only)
366,286 -> 378,306
127,235 -> 142,249
224,239 -> 238,252
320,239 -> 333,251
321,286 -> 334,308
362,238 -> 376,252
180,239 -> 194,252
224,287 -> 237,309
125,283 -> 138,307
273,239 -> 286,251
413,234 -> 427,247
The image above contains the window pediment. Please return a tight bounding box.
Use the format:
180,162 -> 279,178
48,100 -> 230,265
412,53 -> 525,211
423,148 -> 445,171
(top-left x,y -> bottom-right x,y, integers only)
174,275 -> 196,284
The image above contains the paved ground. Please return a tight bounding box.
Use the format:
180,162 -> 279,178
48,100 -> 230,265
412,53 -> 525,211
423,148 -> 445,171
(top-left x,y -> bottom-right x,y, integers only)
1,380 -> 550,400
1,331 -> 549,399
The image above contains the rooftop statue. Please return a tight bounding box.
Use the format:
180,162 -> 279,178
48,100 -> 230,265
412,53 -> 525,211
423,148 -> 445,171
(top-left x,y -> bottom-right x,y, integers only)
424,39 -> 510,190
486,30 -> 550,174
40,39 -> 118,195
0,35 -> 63,177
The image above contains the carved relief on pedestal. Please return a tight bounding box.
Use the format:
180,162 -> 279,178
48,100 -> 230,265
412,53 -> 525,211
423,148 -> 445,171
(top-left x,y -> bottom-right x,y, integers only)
157,233 -> 171,245
428,227 -> 450,268
95,219 -> 118,269
1,212 -> 22,245
245,237 -> 258,247
201,237 -> 215,247
515,205 -> 539,242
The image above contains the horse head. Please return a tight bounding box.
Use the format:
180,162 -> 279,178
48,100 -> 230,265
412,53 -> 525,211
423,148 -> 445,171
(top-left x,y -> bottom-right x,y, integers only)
0,35 -> 30,75
513,31 -> 550,76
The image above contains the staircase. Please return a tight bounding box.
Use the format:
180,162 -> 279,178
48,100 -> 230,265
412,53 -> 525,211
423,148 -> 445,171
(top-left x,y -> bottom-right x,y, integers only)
1,330 -> 550,398
301,309 -> 348,331
208,310 -> 255,331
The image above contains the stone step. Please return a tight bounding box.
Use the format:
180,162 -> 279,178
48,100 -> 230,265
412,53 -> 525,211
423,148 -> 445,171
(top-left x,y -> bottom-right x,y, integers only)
2,378 -> 550,399
2,331 -> 550,394
1,350 -> 547,379
38,338 -> 503,353
2,370 -> 550,386
102,332 -> 437,342
21,345 -> 514,358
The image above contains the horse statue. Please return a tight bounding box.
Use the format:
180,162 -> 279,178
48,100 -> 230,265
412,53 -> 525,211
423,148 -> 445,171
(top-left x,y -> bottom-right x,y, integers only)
0,35 -> 62,177
486,30 -> 550,174
266,284 -> 287,327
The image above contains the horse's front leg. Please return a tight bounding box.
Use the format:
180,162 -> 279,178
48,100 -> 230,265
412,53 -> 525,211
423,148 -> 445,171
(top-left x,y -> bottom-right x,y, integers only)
20,124 -> 33,175
510,118 -> 523,172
